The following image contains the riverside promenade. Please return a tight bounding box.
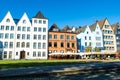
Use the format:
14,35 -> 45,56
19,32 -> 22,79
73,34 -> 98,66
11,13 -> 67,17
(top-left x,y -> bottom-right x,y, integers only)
0,60 -> 120,78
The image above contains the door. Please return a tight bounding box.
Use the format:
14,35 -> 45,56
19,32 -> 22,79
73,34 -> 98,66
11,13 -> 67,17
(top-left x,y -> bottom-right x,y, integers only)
20,50 -> 25,59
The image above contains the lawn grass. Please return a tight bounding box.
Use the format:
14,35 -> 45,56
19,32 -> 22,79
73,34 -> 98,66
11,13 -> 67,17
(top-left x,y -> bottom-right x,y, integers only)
0,59 -> 119,69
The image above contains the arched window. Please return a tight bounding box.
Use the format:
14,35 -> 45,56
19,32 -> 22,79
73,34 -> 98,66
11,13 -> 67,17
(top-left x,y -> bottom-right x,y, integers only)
6,18 -> 10,22
23,20 -> 26,24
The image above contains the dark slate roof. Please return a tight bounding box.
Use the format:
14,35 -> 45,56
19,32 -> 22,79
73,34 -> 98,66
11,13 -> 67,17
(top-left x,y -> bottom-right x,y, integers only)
33,11 -> 47,19
13,19 -> 19,24
89,22 -> 97,32
61,25 -> 71,32
76,26 -> 87,34
49,23 -> 60,31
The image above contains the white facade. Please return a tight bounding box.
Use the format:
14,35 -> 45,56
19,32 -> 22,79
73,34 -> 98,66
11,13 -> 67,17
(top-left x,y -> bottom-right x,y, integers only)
90,23 -> 103,49
0,11 -> 48,60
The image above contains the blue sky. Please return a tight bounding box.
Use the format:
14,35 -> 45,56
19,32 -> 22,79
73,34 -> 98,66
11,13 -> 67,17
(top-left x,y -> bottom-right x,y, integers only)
0,0 -> 120,28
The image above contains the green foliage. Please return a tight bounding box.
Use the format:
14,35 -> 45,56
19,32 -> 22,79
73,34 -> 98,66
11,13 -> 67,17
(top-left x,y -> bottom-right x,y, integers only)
94,47 -> 100,52
84,47 -> 92,52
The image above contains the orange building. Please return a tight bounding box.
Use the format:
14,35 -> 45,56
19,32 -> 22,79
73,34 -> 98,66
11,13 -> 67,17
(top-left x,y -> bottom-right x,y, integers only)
48,24 -> 77,54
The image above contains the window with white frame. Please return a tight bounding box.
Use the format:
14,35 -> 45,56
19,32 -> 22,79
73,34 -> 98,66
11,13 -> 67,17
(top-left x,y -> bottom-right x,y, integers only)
33,51 -> 36,57
22,34 -> 25,39
42,51 -> 46,57
4,42 -> 8,48
38,43 -> 41,49
11,26 -> 14,31
17,26 -> 21,31
5,33 -> 9,39
9,42 -> 13,48
26,42 -> 30,48
38,52 -> 41,57
43,43 -> 46,49
6,26 -> 9,30
38,35 -> 41,40
10,33 -> 14,39
33,42 -> 37,49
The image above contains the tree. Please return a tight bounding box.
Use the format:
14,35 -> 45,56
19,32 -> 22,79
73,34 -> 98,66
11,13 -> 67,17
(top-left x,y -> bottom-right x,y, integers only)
94,47 -> 100,52
84,47 -> 92,52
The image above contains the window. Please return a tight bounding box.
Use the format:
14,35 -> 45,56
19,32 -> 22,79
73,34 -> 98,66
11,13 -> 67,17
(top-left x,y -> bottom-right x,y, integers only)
87,31 -> 89,34
38,43 -> 41,49
72,43 -> 75,48
38,52 -> 41,57
34,34 -> 37,39
43,43 -> 46,49
0,33 -> 3,39
89,37 -> 91,40
34,27 -> 37,32
67,43 -> 70,48
60,35 -> 64,39
96,37 -> 101,40
85,36 -> 87,40
33,51 -> 36,57
67,35 -> 70,40
38,27 -> 41,32
22,34 -> 25,39
43,20 -> 46,24
6,26 -> 9,30
42,52 -> 46,57
21,42 -> 25,47
38,35 -> 41,40
39,20 -> 42,24
61,42 -> 64,47
96,32 -> 99,34
22,27 -> 26,31
27,34 -> 30,39
54,35 -> 57,39
34,20 -> 37,23
17,34 -> 20,39
54,42 -> 57,47
17,26 -> 21,31
16,52 -> 18,56
26,42 -> 30,48
49,42 -> 52,47
4,51 -> 7,58
4,42 -> 8,48
16,42 -> 20,47
23,20 -> 26,24
33,42 -> 37,49
43,35 -> 46,40
5,33 -> 9,39
71,36 -> 74,40
49,34 -> 52,39
9,51 -> 12,59
9,42 -> 13,48
85,42 -> 87,46
11,26 -> 14,31
43,28 -> 46,32
6,18 -> 10,22
1,26 -> 4,30
10,33 -> 14,39
27,52 -> 29,56
27,27 -> 30,31
96,43 -> 101,46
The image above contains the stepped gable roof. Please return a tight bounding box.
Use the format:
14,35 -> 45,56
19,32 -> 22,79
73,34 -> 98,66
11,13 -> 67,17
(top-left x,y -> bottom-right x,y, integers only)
97,18 -> 106,29
49,23 -> 60,31
33,11 -> 47,19
111,23 -> 119,33
89,22 -> 97,32
76,25 -> 87,34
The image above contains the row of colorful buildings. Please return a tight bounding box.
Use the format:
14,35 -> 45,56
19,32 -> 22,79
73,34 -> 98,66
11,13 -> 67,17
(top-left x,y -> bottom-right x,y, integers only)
0,11 -> 120,60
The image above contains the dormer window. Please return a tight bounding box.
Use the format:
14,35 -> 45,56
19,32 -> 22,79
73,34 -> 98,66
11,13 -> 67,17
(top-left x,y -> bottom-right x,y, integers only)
67,30 -> 72,32
53,28 -> 59,31
6,18 -> 10,22
23,20 -> 26,24
87,31 -> 89,34
105,25 -> 109,28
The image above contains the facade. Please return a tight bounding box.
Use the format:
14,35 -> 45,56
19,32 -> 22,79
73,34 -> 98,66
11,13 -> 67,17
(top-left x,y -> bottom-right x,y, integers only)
76,26 -> 92,52
48,24 -> 77,54
0,11 -> 48,60
112,23 -> 120,52
90,22 -> 103,50
97,18 -> 117,53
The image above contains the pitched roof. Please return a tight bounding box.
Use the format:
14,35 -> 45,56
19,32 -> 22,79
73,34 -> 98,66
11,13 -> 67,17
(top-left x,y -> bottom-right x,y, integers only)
61,25 -> 71,32
76,26 -> 87,34
33,11 -> 47,19
49,23 -> 60,31
97,18 -> 106,29
111,23 -> 119,33
89,22 -> 97,32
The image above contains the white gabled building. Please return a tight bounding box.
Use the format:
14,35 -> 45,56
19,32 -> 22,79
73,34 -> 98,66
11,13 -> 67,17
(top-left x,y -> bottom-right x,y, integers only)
90,22 -> 104,50
76,26 -> 92,52
0,11 -> 48,60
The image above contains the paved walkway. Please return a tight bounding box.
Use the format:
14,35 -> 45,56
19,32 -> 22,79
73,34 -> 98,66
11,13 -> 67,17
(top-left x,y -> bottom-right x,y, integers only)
0,62 -> 120,78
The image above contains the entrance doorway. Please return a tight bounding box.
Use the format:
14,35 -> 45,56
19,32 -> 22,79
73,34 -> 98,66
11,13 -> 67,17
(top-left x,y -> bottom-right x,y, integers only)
20,50 -> 25,59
